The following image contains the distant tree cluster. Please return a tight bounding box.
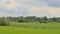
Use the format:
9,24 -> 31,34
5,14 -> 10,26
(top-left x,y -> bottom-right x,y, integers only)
0,16 -> 60,26
6,16 -> 60,23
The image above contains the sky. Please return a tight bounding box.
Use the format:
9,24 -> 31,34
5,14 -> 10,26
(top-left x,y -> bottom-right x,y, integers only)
0,0 -> 60,17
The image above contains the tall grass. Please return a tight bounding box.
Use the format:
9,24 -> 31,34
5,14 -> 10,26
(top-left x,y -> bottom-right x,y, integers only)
9,22 -> 60,29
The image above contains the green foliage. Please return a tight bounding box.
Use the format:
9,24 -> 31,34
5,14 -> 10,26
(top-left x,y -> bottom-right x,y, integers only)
0,16 -> 60,26
5,16 -> 60,23
0,17 -> 9,26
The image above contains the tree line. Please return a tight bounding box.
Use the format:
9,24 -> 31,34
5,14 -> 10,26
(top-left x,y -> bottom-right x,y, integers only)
6,16 -> 60,23
0,16 -> 60,26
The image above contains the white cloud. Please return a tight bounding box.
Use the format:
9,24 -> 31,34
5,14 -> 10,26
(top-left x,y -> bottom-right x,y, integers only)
0,0 -> 60,17
1,0 -> 17,9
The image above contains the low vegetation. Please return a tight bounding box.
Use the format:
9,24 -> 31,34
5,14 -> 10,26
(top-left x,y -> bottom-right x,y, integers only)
0,16 -> 60,34
0,16 -> 60,29
9,22 -> 60,29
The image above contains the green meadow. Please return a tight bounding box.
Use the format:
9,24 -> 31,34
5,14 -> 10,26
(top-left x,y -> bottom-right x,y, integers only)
0,26 -> 60,34
0,22 -> 60,34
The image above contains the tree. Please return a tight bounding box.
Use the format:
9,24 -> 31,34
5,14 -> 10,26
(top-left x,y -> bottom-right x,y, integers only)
0,17 -> 9,26
52,17 -> 57,22
42,16 -> 48,24
17,18 -> 25,22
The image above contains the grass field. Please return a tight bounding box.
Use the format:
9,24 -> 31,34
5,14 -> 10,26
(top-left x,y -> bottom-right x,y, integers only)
0,26 -> 60,34
0,22 -> 60,34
